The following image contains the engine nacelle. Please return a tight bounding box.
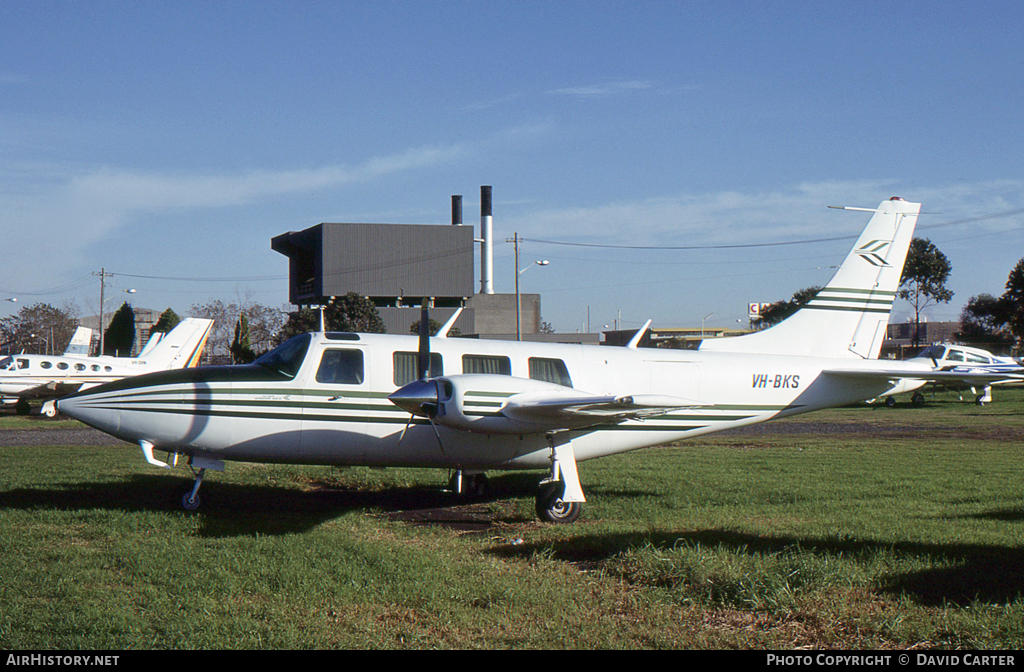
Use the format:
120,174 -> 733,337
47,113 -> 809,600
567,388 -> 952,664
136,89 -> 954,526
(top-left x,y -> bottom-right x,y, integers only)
390,374 -> 584,435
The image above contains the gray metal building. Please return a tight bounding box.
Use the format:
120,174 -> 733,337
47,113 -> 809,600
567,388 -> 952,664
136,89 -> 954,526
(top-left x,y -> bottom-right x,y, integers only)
271,194 -> 545,338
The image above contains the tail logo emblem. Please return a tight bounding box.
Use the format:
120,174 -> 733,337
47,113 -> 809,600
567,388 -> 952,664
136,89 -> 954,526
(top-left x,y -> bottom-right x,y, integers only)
856,240 -> 891,267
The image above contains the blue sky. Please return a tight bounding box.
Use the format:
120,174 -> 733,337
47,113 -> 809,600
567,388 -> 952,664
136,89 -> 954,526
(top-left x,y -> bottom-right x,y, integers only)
2,1 -> 1022,334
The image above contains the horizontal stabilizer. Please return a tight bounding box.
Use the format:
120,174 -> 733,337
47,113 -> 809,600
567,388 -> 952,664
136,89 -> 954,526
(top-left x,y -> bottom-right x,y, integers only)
823,367 -> 1024,386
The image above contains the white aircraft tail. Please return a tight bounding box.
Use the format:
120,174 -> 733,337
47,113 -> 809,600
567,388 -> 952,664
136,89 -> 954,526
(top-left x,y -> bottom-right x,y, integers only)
63,327 -> 94,356
140,318 -> 214,369
700,197 -> 921,359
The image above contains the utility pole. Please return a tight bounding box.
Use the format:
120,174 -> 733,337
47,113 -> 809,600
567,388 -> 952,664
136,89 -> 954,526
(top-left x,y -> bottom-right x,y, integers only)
94,268 -> 112,356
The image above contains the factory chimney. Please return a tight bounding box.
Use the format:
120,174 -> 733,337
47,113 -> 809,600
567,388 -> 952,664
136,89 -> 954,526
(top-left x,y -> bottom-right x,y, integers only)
451,195 -> 462,225
480,185 -> 494,294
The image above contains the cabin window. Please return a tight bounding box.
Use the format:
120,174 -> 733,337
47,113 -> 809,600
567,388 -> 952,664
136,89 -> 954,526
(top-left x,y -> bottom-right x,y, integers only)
91,365 -> 100,371
56,362 -> 68,370
75,363 -> 86,371
40,361 -> 52,369
393,351 -> 443,386
104,366 -> 113,372
462,354 -> 511,375
18,359 -> 29,369
965,352 -> 991,364
528,357 -> 573,388
316,349 -> 364,385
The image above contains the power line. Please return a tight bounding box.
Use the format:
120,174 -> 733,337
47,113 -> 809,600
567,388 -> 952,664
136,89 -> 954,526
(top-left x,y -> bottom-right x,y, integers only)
520,207 -> 1024,251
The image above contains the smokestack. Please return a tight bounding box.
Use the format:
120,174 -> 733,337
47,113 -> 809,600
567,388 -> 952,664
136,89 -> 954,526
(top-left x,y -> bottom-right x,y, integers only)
451,195 -> 462,225
480,185 -> 494,294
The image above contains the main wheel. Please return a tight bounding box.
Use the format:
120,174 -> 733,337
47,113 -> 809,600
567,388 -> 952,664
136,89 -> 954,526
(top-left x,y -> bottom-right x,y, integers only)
535,482 -> 582,524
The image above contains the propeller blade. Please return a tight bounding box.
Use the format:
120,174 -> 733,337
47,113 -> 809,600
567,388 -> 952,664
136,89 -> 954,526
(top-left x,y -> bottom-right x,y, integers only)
426,414 -> 446,455
418,301 -> 430,380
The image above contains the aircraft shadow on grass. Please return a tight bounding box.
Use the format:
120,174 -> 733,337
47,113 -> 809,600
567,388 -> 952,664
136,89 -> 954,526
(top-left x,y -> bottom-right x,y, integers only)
3,472 -> 1021,605
0,471 -> 543,538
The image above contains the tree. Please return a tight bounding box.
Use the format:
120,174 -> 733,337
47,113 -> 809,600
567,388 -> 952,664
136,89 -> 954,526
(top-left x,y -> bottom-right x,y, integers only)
1002,258 -> 1024,352
277,293 -> 386,343
898,238 -> 953,347
230,314 -> 257,364
409,317 -> 461,337
189,299 -> 287,361
0,302 -> 79,355
755,286 -> 821,330
104,302 -> 136,356
151,308 -> 181,334
957,293 -> 1012,347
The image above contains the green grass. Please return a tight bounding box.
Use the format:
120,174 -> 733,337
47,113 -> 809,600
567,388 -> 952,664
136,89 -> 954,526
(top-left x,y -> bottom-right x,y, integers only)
1,387 -> 1022,648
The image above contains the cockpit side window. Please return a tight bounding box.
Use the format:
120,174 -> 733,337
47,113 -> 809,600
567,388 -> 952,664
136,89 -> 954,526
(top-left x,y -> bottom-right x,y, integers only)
964,352 -> 991,364
0,356 -> 12,370
254,333 -> 311,379
918,346 -> 945,360
946,349 -> 965,362
316,349 -> 364,385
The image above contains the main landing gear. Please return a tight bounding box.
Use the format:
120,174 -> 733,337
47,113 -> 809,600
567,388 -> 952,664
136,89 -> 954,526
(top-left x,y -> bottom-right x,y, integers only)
535,438 -> 585,524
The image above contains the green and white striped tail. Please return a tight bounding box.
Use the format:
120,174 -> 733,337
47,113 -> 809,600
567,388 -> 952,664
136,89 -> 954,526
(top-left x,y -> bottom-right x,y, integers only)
700,197 -> 921,359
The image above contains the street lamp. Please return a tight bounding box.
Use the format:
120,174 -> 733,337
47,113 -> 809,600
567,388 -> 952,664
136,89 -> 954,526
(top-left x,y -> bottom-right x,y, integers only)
98,281 -> 138,356
701,312 -> 714,340
516,258 -> 548,342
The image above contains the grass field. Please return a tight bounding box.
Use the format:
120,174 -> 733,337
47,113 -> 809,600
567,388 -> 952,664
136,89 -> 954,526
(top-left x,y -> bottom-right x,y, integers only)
1,387 -> 1022,649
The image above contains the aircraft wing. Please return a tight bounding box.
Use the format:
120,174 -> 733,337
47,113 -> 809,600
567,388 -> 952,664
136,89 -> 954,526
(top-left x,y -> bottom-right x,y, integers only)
16,381 -> 89,399
501,392 -> 707,429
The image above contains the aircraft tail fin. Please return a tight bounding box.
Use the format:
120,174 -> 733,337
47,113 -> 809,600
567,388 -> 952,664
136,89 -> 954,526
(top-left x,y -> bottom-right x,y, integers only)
140,318 -> 214,369
699,197 -> 921,359
63,327 -> 94,356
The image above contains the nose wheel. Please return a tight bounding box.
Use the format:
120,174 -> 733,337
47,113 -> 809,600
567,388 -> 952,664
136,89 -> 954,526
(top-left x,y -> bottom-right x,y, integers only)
181,467 -> 206,511
177,455 -> 225,511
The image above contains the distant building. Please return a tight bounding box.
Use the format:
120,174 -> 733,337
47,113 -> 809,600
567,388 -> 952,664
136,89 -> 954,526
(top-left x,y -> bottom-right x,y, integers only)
270,192 -> 549,338
882,320 -> 961,359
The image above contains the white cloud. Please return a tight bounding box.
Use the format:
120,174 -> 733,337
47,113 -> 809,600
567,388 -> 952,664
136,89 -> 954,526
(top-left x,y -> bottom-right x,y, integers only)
0,142 -> 470,295
506,180 -> 1024,248
547,81 -> 656,97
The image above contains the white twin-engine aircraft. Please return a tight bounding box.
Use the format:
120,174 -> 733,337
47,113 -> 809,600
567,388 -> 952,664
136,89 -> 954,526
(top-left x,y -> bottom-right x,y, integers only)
1,318 -> 214,414
56,198 -> 1023,522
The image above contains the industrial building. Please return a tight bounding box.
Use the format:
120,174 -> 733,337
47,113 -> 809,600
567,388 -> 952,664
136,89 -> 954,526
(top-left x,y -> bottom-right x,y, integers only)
271,187 -> 552,340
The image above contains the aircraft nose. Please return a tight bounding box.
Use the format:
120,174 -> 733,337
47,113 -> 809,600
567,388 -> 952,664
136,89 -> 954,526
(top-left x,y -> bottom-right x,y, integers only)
56,391 -> 121,435
388,379 -> 439,417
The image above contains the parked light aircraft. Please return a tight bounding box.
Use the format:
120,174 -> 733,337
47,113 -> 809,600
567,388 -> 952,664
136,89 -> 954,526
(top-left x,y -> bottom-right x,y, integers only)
56,198 -> 1024,522
0,318 -> 214,415
878,343 -> 1024,406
